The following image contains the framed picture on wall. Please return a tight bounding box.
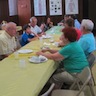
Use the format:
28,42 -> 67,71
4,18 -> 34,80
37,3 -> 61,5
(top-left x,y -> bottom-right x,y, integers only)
34,0 -> 46,16
49,0 -> 62,16
65,0 -> 79,14
8,0 -> 18,16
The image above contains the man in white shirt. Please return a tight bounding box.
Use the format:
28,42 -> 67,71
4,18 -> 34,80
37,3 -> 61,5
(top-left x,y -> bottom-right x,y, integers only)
29,17 -> 43,35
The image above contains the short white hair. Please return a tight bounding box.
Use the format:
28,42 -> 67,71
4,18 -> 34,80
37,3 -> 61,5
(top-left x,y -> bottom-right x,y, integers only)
81,19 -> 94,31
30,16 -> 37,22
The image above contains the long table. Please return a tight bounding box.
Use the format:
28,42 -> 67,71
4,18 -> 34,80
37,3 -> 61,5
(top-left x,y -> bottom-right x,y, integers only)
0,26 -> 63,96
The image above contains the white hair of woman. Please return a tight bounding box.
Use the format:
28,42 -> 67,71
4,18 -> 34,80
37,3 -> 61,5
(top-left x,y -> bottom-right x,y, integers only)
81,19 -> 94,32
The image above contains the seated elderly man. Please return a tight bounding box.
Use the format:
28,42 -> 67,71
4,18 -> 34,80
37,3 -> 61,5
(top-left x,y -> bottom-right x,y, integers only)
29,16 -> 44,36
0,22 -> 17,60
78,19 -> 96,57
36,27 -> 88,88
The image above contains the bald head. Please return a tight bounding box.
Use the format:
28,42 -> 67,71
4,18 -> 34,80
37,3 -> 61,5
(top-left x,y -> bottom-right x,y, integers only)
5,22 -> 17,37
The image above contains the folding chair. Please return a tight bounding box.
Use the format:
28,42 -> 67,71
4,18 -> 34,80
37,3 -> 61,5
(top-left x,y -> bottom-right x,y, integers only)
87,52 -> 95,68
87,51 -> 96,86
40,83 -> 55,96
51,67 -> 93,96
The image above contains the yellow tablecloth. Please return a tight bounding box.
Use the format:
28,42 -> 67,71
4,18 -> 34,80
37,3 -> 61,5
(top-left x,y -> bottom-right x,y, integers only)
0,30 -> 5,34
0,26 -> 63,96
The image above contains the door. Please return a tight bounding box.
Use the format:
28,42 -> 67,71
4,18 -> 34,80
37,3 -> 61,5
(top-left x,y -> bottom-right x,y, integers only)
18,0 -> 31,26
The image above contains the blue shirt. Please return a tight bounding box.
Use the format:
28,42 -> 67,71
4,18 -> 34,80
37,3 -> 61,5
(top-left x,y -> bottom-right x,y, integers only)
78,33 -> 96,57
74,19 -> 81,29
20,32 -> 34,46
59,42 -> 88,73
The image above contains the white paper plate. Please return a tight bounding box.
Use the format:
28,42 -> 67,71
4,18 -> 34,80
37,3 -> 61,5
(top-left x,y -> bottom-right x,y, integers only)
18,49 -> 33,54
52,42 -> 59,47
29,55 -> 48,63
42,35 -> 52,39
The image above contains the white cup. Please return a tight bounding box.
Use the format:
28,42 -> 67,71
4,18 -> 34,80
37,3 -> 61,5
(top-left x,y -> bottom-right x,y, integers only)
19,59 -> 26,68
50,37 -> 54,43
39,37 -> 43,42
39,37 -> 43,48
54,42 -> 59,47
14,52 -> 19,59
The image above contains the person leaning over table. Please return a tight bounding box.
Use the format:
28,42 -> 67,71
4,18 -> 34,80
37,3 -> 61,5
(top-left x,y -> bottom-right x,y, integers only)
58,15 -> 70,26
29,16 -> 45,36
78,19 -> 96,57
58,18 -> 82,47
0,22 -> 17,60
36,27 -> 88,88
63,18 -> 82,41
20,24 -> 39,46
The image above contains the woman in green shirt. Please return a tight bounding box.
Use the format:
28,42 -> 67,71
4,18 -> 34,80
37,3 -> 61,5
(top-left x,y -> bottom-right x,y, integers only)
36,27 -> 88,86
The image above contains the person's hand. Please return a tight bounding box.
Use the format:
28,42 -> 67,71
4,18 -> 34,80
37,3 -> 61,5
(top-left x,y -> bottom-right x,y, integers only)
41,48 -> 48,52
31,31 -> 39,38
31,31 -> 35,35
58,41 -> 65,47
40,23 -> 45,31
41,46 -> 50,52
41,32 -> 46,35
58,23 -> 64,26
36,51 -> 43,56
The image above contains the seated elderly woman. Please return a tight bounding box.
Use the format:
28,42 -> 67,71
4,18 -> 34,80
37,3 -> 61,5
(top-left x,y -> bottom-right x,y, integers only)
78,19 -> 96,57
36,27 -> 88,88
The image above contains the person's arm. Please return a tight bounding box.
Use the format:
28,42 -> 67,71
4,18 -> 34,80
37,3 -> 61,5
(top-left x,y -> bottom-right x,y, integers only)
40,23 -> 45,31
58,41 -> 65,47
0,38 -> 11,58
1,54 -> 8,58
58,19 -> 64,26
28,37 -> 38,42
48,49 -> 58,53
35,25 -> 45,36
49,22 -> 53,27
31,31 -> 39,38
41,48 -> 58,53
36,51 -> 64,61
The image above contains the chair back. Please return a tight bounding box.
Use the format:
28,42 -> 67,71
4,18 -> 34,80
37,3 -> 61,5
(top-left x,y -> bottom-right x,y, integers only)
87,52 -> 95,68
51,67 -> 92,96
77,67 -> 91,85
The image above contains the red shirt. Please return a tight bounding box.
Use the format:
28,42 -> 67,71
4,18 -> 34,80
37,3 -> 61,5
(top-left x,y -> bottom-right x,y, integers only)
75,28 -> 82,40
